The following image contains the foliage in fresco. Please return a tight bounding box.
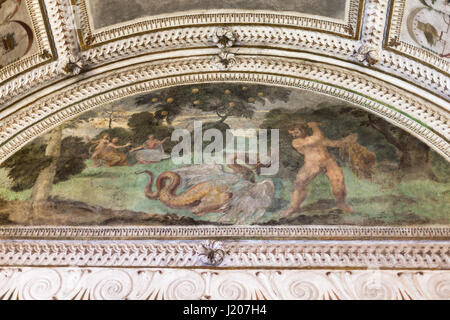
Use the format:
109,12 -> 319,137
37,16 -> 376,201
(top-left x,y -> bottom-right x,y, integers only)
0,84 -> 449,226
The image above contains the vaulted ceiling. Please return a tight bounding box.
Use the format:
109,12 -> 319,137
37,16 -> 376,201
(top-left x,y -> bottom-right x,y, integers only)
0,0 -> 449,301
0,0 -> 449,162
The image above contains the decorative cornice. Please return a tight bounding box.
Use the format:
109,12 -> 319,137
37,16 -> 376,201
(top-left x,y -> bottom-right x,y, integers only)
0,267 -> 449,300
0,225 -> 449,241
359,0 -> 388,47
377,50 -> 450,99
0,240 -> 448,269
79,26 -> 360,70
75,25 -> 449,102
75,0 -> 363,49
1,0 -> 449,114
0,55 -> 448,165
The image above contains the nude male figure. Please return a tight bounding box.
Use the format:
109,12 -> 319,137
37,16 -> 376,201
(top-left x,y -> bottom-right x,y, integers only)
282,122 -> 356,217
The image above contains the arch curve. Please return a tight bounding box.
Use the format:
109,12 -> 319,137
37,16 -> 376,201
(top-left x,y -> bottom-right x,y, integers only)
0,54 -> 448,163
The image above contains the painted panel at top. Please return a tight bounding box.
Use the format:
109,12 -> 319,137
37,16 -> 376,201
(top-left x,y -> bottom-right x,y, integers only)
402,0 -> 450,60
87,0 -> 348,29
0,0 -> 35,68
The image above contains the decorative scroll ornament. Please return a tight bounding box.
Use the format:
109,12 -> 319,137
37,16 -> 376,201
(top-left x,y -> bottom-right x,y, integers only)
1,240 -> 447,269
0,268 -> 449,300
356,44 -> 381,66
212,27 -> 238,70
198,241 -> 227,266
213,50 -> 237,69
213,27 -> 236,49
59,53 -> 85,75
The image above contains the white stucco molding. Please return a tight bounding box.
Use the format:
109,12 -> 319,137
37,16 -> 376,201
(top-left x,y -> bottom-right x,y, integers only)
1,0 -> 448,113
0,54 -> 448,165
0,267 -> 449,300
0,239 -> 449,269
0,0 -> 54,83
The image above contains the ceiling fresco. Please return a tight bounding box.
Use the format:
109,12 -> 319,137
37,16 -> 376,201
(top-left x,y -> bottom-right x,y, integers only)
0,0 -> 448,300
87,0 -> 349,29
0,0 -> 53,86
403,0 -> 449,60
0,0 -> 35,67
1,84 -> 448,227
386,0 -> 450,72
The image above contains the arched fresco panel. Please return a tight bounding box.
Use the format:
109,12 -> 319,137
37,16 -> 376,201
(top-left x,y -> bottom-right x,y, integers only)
0,84 -> 448,227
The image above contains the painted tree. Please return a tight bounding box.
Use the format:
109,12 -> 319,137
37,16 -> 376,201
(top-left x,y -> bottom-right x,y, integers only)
1,111 -> 94,212
127,111 -> 176,153
339,107 -> 437,180
105,105 -> 116,129
30,126 -> 63,203
261,104 -> 438,181
135,84 -> 291,128
98,103 -> 127,129
135,84 -> 292,152
1,134 -> 89,194
1,141 -> 52,192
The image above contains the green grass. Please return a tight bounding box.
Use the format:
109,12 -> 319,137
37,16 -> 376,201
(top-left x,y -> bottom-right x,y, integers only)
0,161 -> 449,225
50,160 -> 201,220
267,167 -> 450,224
0,168 -> 31,201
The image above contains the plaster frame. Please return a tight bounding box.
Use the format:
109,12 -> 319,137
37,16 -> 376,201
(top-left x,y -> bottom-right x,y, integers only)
0,0 -> 55,83
0,0 -> 449,300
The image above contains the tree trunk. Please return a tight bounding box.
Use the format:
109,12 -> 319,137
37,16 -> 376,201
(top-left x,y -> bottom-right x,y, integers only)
31,126 -> 62,205
368,117 -> 436,181
398,136 -> 436,180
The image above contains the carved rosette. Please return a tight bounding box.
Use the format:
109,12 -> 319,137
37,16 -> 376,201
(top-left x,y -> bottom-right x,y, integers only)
356,44 -> 381,66
212,27 -> 236,49
197,241 -> 227,266
59,53 -> 84,75
212,51 -> 237,70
